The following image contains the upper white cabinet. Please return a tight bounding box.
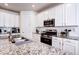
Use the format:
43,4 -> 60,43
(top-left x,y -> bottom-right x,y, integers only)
64,4 -> 77,26
36,4 -> 78,27
55,4 -> 77,26
55,4 -> 65,26
0,9 -> 19,27
43,10 -> 49,20
20,11 -> 36,40
14,14 -> 19,27
10,14 -> 15,27
4,13 -> 10,27
36,13 -> 44,27
76,4 -> 79,26
48,7 -> 55,19
0,12 -> 5,27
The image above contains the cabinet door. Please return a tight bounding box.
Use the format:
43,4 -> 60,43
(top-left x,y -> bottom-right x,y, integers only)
0,12 -> 4,27
52,37 -> 62,49
4,13 -> 10,27
65,4 -> 76,26
10,14 -> 15,27
43,10 -> 49,20
20,12 -> 33,39
63,39 -> 76,54
55,4 -> 65,26
63,43 -> 75,55
14,14 -> 19,27
76,4 -> 79,26
36,13 -> 43,27
49,7 -> 55,19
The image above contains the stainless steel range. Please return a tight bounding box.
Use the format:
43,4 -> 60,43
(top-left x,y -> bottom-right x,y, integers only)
41,29 -> 57,45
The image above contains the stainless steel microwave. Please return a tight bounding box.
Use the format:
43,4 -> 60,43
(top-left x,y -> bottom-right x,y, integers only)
44,19 -> 55,27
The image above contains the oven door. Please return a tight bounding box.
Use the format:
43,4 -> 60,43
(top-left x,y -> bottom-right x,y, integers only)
41,36 -> 52,45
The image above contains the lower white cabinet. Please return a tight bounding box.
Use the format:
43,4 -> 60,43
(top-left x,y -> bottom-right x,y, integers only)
63,39 -> 79,55
63,43 -> 75,55
52,37 -> 79,55
63,39 -> 76,54
52,37 -> 63,50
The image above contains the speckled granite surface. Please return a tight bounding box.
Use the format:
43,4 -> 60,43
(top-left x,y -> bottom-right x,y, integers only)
0,39 -> 69,55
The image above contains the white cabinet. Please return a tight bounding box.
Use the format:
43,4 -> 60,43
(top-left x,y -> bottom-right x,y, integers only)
52,36 -> 79,55
52,37 -> 63,50
10,14 -> 19,27
63,39 -> 76,54
63,43 -> 75,55
4,13 -> 19,27
55,4 -> 77,26
4,13 -> 10,27
64,4 -> 77,26
20,11 -> 36,40
49,8 -> 55,19
76,4 -> 79,26
20,13 -> 31,39
0,9 -> 19,27
14,14 -> 19,27
36,13 -> 44,27
36,4 -> 77,27
0,12 -> 5,27
43,11 -> 49,20
10,14 -> 15,27
54,4 -> 65,26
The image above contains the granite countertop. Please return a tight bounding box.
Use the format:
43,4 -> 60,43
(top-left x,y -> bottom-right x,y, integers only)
53,36 -> 79,41
33,32 -> 79,41
0,39 -> 69,55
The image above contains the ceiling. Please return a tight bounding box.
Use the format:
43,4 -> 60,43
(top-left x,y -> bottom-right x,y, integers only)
0,3 -> 61,13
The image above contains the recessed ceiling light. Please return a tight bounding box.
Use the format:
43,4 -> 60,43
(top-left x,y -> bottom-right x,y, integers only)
4,3 -> 8,6
32,5 -> 35,8
66,4 -> 72,7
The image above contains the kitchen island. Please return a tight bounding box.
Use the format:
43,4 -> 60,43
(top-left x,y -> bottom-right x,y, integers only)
0,38 -> 67,55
